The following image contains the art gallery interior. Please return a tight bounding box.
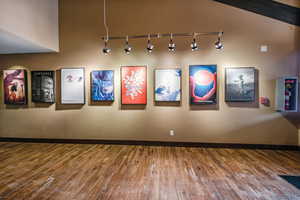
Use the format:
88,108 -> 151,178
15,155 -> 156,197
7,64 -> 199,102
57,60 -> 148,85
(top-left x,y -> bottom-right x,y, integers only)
0,0 -> 299,199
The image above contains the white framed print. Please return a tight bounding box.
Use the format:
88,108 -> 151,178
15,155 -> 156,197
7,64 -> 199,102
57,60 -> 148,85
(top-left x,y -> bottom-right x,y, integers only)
61,68 -> 85,104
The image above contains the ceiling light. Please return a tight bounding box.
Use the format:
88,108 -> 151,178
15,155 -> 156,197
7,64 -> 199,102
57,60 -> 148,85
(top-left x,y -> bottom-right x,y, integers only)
102,40 -> 111,55
215,32 -> 224,50
146,34 -> 154,53
191,34 -> 198,51
168,33 -> 176,52
124,36 -> 132,54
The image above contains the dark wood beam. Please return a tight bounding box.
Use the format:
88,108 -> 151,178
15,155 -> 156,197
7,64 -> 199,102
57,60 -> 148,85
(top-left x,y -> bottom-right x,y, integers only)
212,0 -> 300,26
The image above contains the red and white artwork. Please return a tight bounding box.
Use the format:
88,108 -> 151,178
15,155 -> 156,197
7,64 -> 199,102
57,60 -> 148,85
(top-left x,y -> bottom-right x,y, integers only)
121,66 -> 147,105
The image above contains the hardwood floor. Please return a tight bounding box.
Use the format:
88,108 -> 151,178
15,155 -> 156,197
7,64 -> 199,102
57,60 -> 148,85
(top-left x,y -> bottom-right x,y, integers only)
0,142 -> 299,200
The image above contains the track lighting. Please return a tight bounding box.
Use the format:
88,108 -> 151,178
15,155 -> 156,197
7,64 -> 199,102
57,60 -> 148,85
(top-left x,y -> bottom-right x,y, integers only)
168,34 -> 176,52
191,34 -> 198,51
102,40 -> 111,55
215,32 -> 223,50
146,34 -> 154,53
124,36 -> 132,54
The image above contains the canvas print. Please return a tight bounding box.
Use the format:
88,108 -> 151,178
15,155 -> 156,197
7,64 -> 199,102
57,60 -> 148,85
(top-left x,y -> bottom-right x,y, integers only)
31,71 -> 55,103
91,70 -> 114,101
189,65 -> 217,104
155,69 -> 181,101
121,66 -> 147,104
61,68 -> 85,104
225,67 -> 255,102
3,69 -> 27,105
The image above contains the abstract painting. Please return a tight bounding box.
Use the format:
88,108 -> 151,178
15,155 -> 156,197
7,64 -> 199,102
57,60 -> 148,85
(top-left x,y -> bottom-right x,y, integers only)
31,71 -> 55,103
91,70 -> 114,101
155,69 -> 181,101
189,65 -> 217,104
61,68 -> 85,104
121,66 -> 147,104
3,69 -> 27,105
225,67 -> 255,102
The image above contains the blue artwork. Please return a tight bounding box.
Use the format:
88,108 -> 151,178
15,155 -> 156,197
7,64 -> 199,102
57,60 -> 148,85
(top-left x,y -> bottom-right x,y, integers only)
155,69 -> 181,101
189,65 -> 217,104
91,70 -> 114,101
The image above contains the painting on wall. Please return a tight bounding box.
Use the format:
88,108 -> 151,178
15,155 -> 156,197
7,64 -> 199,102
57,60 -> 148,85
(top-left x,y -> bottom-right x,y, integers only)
3,69 -> 27,105
121,66 -> 147,104
61,68 -> 85,104
31,71 -> 55,103
91,70 -> 114,101
225,67 -> 256,102
189,65 -> 217,104
155,69 -> 181,102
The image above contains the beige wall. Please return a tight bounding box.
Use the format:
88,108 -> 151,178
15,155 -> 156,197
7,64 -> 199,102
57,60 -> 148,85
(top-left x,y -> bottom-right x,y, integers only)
0,0 -> 299,145
0,0 -> 59,52
274,0 -> 300,7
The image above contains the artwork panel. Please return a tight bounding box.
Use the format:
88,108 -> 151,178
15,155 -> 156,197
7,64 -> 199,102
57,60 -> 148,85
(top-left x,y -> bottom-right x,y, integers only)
225,68 -> 255,102
61,68 -> 85,104
91,70 -> 114,101
31,71 -> 55,103
155,69 -> 181,102
3,69 -> 27,105
121,66 -> 147,105
189,65 -> 217,104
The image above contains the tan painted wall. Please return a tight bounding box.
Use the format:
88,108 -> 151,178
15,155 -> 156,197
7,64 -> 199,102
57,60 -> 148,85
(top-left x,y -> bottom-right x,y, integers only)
274,0 -> 300,7
0,0 -> 59,51
0,0 -> 299,145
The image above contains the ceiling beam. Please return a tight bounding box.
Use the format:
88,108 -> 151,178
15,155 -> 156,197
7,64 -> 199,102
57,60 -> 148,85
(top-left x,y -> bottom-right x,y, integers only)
212,0 -> 300,26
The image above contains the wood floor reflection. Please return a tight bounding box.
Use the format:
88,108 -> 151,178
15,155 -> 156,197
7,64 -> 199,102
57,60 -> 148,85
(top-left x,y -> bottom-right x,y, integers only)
0,142 -> 299,200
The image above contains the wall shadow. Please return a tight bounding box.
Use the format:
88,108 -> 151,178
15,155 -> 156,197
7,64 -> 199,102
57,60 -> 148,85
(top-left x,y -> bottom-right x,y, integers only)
226,69 -> 260,109
154,101 -> 181,107
89,101 -> 114,106
120,104 -> 147,110
55,69 -> 84,110
32,103 -> 53,108
190,103 -> 219,111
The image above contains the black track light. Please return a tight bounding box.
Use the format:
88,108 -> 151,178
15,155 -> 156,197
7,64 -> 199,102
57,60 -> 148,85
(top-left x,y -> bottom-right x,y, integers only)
124,36 -> 132,54
168,34 -> 176,52
215,32 -> 224,50
191,38 -> 198,51
102,41 -> 111,55
146,34 -> 154,53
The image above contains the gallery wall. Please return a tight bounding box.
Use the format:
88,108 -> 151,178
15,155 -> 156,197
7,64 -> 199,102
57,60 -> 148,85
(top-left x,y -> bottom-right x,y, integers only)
0,0 -> 299,145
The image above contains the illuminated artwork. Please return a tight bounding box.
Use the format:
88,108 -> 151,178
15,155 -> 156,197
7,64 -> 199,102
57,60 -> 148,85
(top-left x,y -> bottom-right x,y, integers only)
3,69 -> 27,105
189,65 -> 217,104
155,69 -> 181,101
225,67 -> 255,102
91,70 -> 114,101
121,66 -> 147,104
31,71 -> 55,103
61,68 -> 85,104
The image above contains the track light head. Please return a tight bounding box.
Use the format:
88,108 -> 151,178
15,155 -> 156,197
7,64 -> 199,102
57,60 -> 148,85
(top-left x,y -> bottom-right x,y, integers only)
215,38 -> 223,50
168,34 -> 176,52
146,35 -> 154,53
191,38 -> 198,51
124,36 -> 132,54
102,41 -> 111,55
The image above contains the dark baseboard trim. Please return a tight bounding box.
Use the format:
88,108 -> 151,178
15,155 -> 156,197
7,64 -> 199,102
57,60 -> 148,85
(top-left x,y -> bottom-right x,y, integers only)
0,137 -> 299,151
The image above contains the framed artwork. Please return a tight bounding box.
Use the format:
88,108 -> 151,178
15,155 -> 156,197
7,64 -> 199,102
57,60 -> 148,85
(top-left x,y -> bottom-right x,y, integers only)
225,67 -> 256,102
31,71 -> 55,103
189,65 -> 217,104
154,69 -> 181,102
91,70 -> 114,101
3,69 -> 27,105
121,66 -> 147,105
61,68 -> 85,104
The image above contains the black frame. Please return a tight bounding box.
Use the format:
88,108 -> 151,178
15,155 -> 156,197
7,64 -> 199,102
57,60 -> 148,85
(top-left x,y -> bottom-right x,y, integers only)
225,67 -> 256,102
31,70 -> 55,103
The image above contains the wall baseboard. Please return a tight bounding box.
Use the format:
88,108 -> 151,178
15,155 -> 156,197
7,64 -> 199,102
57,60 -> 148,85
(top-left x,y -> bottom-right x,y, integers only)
0,137 -> 299,151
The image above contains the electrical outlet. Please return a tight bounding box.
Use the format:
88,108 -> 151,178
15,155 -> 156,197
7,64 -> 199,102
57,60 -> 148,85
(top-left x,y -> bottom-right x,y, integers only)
170,130 -> 175,136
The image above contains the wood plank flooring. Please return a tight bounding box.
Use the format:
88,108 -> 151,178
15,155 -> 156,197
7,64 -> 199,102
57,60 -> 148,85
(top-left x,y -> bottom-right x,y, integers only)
0,142 -> 299,200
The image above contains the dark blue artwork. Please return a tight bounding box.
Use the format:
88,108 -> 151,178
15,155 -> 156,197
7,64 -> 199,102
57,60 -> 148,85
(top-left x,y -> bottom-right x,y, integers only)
91,70 -> 114,101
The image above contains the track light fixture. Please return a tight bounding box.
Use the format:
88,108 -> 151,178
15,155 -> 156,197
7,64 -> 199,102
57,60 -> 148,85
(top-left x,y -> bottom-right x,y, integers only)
191,33 -> 198,51
146,34 -> 154,53
168,33 -> 176,52
102,40 -> 111,55
124,36 -> 132,54
215,32 -> 223,50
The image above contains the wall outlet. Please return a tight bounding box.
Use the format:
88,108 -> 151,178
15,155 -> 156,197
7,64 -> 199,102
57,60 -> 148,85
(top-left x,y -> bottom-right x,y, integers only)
170,130 -> 175,136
